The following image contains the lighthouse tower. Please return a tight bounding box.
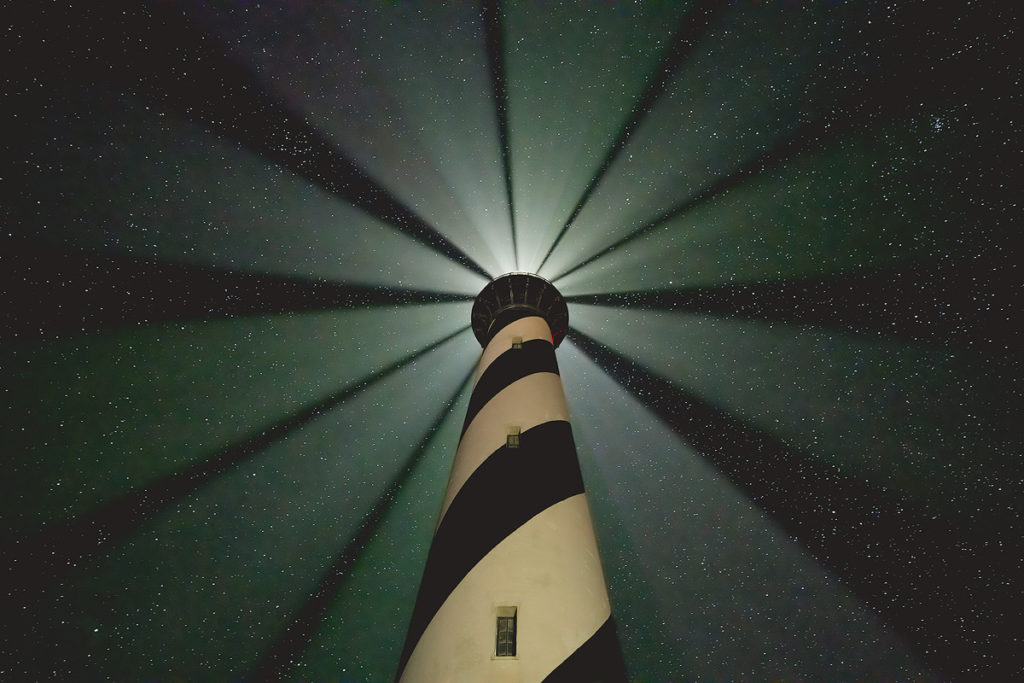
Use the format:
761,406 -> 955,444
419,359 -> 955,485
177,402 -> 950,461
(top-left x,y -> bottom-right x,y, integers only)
395,273 -> 626,682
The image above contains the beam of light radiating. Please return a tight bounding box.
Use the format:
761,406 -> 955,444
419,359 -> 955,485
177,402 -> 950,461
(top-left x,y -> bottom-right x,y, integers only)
293,377 -> 475,679
548,3 -> 1019,285
3,79 -> 486,294
4,2 -> 491,281
190,2 -> 516,276
4,326 -> 471,600
3,329 -> 479,680
480,0 -> 518,270
563,253 -> 1022,353
534,0 -> 727,275
571,305 -> 1020,523
569,309 -> 1022,679
249,367 -> 474,682
0,238 -> 474,340
502,3 -> 691,273
557,341 -> 927,679
2,305 -> 470,542
554,87 -> 1017,297
3,1 -> 1016,679
537,2 -> 881,280
555,445 -> 671,680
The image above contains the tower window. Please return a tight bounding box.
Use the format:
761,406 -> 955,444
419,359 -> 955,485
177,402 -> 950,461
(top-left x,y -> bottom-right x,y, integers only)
506,426 -> 520,449
496,606 -> 517,657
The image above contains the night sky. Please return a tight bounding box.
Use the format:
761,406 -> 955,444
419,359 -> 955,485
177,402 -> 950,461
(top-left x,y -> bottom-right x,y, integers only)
2,1 -> 1021,680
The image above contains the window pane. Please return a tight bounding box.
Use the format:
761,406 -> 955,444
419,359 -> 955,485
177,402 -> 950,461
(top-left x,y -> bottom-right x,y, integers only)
496,615 -> 517,656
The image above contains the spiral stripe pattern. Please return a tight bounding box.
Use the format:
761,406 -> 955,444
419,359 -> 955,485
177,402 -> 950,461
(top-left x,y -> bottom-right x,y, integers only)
396,315 -> 625,682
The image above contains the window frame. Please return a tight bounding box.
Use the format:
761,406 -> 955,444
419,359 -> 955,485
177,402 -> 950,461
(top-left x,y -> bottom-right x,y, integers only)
495,606 -> 518,658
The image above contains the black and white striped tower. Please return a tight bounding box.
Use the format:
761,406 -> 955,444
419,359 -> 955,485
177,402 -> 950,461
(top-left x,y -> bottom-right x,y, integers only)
396,273 -> 627,682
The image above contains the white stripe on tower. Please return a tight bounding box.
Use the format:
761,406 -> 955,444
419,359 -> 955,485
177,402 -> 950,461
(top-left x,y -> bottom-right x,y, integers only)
396,273 -> 626,682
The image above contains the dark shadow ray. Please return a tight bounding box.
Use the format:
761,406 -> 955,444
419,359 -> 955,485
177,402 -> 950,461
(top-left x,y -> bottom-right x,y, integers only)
480,0 -> 518,270
4,327 -> 469,603
573,452 -> 673,681
551,120 -> 850,282
0,239 -> 471,340
9,3 -> 490,280
248,367 -> 473,682
535,0 -> 728,273
569,328 -> 1020,679
550,3 -> 1017,283
566,253 -> 1022,352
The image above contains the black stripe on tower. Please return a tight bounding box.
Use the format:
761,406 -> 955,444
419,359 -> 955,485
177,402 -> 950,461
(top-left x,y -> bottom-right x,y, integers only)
395,420 -> 584,679
461,338 -> 559,436
542,617 -> 628,683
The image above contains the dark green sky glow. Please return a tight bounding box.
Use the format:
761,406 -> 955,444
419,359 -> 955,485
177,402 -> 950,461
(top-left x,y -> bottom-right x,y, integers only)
2,1 -> 1019,680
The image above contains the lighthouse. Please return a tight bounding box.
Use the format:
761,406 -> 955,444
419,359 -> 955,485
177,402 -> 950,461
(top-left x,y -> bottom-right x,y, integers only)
395,273 -> 626,682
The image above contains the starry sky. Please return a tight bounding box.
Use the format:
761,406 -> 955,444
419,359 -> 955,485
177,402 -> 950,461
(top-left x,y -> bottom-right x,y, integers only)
2,1 -> 1021,680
